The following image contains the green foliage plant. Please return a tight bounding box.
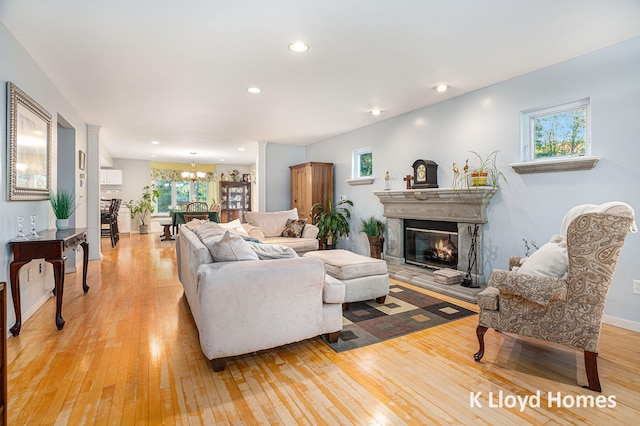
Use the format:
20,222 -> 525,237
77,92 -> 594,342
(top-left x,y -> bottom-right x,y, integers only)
311,199 -> 353,246
360,216 -> 386,237
466,150 -> 507,188
129,184 -> 160,226
50,189 -> 76,219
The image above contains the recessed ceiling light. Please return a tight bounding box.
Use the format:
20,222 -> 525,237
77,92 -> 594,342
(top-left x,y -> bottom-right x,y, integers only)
371,109 -> 382,116
247,87 -> 262,94
151,140 -> 160,145
434,84 -> 449,92
288,41 -> 309,53
238,147 -> 245,151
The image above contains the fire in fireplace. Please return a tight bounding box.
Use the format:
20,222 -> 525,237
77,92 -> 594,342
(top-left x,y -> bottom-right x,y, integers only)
405,219 -> 458,269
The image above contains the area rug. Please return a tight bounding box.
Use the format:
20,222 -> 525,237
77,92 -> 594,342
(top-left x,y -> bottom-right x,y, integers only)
323,283 -> 476,352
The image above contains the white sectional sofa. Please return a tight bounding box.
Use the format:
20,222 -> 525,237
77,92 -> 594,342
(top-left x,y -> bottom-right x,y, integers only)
175,221 -> 344,371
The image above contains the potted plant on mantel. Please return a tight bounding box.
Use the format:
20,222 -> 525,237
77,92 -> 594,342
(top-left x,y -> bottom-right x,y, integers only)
360,216 -> 386,259
129,184 -> 160,234
463,150 -> 508,188
50,189 -> 76,229
311,199 -> 353,249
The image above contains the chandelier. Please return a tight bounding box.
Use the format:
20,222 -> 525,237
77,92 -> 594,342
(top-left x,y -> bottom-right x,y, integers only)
182,152 -> 207,182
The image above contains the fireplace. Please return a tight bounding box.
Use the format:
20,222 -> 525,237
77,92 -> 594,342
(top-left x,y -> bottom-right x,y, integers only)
405,220 -> 458,269
374,187 -> 497,286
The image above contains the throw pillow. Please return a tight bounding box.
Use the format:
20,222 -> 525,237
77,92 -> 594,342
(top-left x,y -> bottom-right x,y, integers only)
516,235 -> 568,278
208,231 -> 259,262
218,218 -> 250,237
281,218 -> 307,238
195,222 -> 259,262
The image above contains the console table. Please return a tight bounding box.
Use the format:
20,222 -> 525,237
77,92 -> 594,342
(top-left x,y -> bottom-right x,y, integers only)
8,228 -> 89,336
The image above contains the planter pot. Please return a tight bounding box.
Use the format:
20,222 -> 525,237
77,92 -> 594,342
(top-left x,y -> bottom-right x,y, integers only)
471,171 -> 488,186
367,236 -> 384,259
139,224 -> 149,234
55,219 -> 69,230
323,243 -> 337,250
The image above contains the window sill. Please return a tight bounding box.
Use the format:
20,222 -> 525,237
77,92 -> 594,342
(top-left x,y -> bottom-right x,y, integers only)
509,156 -> 601,174
346,177 -> 375,186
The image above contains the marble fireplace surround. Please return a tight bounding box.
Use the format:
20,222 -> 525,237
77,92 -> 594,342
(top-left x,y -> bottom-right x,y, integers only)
374,187 -> 497,284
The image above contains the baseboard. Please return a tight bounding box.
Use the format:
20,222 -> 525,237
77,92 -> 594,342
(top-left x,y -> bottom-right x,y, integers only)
603,314 -> 640,332
7,291 -> 54,338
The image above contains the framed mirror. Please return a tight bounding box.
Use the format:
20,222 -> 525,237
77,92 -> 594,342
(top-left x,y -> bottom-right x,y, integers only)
7,82 -> 52,201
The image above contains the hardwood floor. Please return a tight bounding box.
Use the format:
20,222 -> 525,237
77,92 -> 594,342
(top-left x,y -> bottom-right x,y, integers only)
7,233 -> 640,425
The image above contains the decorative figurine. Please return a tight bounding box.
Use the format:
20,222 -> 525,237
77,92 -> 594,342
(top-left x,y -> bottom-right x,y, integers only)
28,215 -> 41,239
403,174 -> 413,190
384,171 -> 391,190
452,162 -> 460,188
15,216 -> 27,240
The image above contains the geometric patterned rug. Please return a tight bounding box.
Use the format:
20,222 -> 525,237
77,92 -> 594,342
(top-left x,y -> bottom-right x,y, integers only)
323,283 -> 477,352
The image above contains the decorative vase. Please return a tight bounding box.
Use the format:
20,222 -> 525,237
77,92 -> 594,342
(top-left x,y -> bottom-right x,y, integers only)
471,171 -> 488,186
55,218 -> 69,230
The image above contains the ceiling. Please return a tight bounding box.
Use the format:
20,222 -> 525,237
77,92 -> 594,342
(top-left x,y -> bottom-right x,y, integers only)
2,1 -> 639,165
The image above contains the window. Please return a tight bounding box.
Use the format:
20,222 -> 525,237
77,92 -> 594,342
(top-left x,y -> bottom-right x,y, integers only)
156,180 -> 209,214
352,147 -> 373,179
521,98 -> 590,162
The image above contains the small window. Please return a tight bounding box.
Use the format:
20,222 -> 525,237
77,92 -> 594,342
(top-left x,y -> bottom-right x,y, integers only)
352,147 -> 372,179
521,98 -> 590,162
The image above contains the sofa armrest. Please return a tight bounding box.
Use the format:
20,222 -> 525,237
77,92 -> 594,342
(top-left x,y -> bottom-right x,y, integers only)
242,223 -> 266,241
509,256 -> 523,271
323,274 -> 345,304
301,223 -> 319,239
488,269 -> 567,305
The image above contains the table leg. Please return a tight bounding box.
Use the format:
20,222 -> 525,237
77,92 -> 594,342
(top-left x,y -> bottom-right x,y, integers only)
9,260 -> 28,336
48,257 -> 66,330
80,241 -> 90,293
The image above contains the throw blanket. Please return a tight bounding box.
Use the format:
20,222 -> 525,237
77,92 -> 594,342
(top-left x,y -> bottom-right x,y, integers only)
246,242 -> 299,260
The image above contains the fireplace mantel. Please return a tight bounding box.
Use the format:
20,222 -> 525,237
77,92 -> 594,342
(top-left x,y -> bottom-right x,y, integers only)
373,187 -> 497,223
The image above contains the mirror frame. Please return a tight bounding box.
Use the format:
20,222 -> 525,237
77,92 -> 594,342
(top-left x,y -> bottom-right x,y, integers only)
7,82 -> 52,201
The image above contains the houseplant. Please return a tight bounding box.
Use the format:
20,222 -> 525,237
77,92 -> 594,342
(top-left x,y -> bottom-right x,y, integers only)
311,199 -> 353,249
360,216 -> 386,259
129,184 -> 160,234
50,189 -> 76,229
465,150 -> 507,188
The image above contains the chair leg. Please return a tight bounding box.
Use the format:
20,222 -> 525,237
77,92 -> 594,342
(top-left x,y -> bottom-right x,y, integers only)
474,325 -> 488,362
584,350 -> 602,392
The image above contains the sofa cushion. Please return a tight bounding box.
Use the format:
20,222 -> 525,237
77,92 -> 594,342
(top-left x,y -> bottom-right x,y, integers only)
195,222 -> 259,262
244,208 -> 299,237
516,235 -> 568,278
281,218 -> 307,238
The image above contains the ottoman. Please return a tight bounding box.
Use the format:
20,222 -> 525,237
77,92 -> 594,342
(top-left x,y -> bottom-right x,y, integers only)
304,249 -> 389,310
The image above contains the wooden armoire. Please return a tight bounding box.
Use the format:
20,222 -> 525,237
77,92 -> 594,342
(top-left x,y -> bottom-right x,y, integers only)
290,162 -> 334,221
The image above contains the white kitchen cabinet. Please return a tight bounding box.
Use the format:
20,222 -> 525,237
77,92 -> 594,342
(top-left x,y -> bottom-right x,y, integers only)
100,169 -> 123,185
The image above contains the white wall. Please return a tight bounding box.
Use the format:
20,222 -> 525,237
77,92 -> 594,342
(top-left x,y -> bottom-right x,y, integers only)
303,37 -> 640,325
0,22 -> 89,330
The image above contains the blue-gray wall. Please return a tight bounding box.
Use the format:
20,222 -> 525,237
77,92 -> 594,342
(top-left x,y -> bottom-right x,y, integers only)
0,22 -> 89,330
301,37 -> 640,327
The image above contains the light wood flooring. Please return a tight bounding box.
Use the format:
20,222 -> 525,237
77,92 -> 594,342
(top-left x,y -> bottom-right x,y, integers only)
6,233 -> 640,425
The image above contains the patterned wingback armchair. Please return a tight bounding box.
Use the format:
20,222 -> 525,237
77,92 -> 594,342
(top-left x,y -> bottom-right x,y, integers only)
474,202 -> 636,392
